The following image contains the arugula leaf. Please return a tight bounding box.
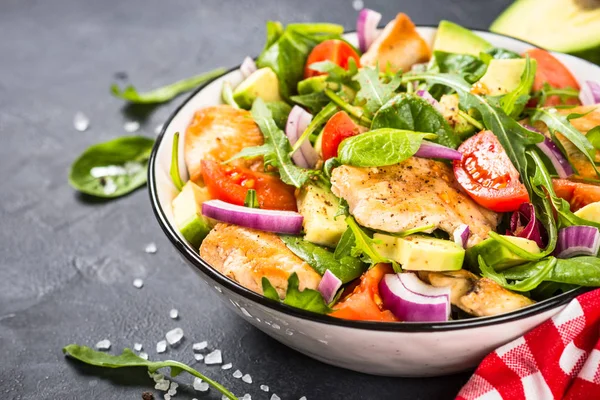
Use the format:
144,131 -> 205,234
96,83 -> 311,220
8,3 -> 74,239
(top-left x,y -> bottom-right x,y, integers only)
290,92 -> 330,114
221,81 -> 240,109
324,88 -> 371,126
284,273 -> 332,313
280,235 -> 366,283
292,102 -> 338,153
503,256 -> 600,286
250,98 -> 311,187
430,51 -> 487,83
261,277 -> 280,301
371,93 -> 460,148
337,128 -> 436,167
244,189 -> 259,208
345,216 -> 394,268
534,83 -> 580,106
353,67 -> 402,115
265,101 -> 292,130
69,136 -> 154,198
478,255 -> 556,292
63,345 -> 236,399
308,59 -> 360,90
111,68 -> 226,104
530,107 -> 600,177
170,132 -> 185,191
500,56 -> 536,118
334,227 -> 354,259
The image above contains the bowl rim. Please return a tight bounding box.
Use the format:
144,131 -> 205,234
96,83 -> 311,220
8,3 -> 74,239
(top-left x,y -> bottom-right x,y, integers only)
148,26 -> 592,332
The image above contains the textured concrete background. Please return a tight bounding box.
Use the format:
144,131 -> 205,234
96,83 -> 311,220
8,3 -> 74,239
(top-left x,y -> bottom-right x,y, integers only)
0,0 -> 511,398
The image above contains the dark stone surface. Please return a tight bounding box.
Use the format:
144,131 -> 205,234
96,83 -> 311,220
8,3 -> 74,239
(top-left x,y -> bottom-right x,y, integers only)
0,0 -> 511,399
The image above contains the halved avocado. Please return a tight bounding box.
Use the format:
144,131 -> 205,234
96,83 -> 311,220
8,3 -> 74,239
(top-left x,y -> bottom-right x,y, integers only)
433,20 -> 492,57
491,0 -> 600,64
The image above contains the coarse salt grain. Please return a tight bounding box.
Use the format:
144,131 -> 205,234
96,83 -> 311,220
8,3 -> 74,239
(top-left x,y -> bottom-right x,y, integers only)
139,352 -> 149,360
133,343 -> 143,351
221,363 -> 232,370
260,385 -> 269,392
133,278 -> 144,289
165,327 -> 184,345
95,339 -> 111,350
155,380 -> 170,391
145,242 -> 157,254
156,340 -> 167,353
73,112 -> 90,132
164,395 -> 171,400
270,394 -> 281,400
241,395 -> 251,400
169,309 -> 179,319
193,377 -> 209,392
232,370 -> 243,378
124,121 -> 140,133
299,397 -> 307,400
352,0 -> 364,10
204,349 -> 222,365
194,353 -> 204,361
192,341 -> 207,351
241,374 -> 252,384
154,123 -> 164,135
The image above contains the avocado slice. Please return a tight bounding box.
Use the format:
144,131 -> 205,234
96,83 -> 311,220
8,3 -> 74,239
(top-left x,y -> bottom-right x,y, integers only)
233,67 -> 283,109
296,182 -> 347,248
172,181 -> 213,248
574,202 -> 600,223
433,20 -> 492,57
467,235 -> 541,271
438,94 -> 475,137
475,58 -> 537,96
491,0 -> 600,64
373,234 -> 465,271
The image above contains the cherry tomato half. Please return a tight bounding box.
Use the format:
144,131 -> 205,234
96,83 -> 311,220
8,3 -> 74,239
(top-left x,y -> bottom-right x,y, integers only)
201,160 -> 297,211
552,179 -> 600,212
453,130 -> 530,212
321,111 -> 363,161
304,39 -> 361,79
524,49 -> 580,107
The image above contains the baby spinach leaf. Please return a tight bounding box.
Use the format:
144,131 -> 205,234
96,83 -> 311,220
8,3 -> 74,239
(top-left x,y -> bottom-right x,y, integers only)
587,126 -> 600,150
261,277 -> 280,301
280,235 -> 366,283
265,101 -> 292,130
479,255 -> 556,292
63,345 -> 236,399
337,128 -> 436,167
430,51 -> 487,83
284,273 -> 332,313
500,56 -> 536,118
503,256 -> 600,287
111,68 -> 226,104
244,189 -> 259,208
69,136 -> 154,198
290,92 -> 330,114
371,93 -> 459,148
353,67 -> 402,115
170,132 -> 185,191
263,21 -> 284,51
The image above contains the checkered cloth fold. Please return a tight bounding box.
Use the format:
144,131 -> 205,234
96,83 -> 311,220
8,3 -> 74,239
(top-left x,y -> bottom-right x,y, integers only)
457,289 -> 600,400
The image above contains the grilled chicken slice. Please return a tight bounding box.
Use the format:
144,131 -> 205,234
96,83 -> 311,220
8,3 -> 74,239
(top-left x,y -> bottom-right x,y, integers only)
532,105 -> 600,180
330,158 -> 499,246
199,224 -> 321,298
360,13 -> 431,73
184,105 -> 264,183
419,270 -> 535,317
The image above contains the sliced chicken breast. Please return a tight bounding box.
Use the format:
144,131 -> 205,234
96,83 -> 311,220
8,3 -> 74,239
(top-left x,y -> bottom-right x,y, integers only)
330,158 -> 499,246
184,105 -> 264,183
360,13 -> 431,73
199,223 -> 321,298
419,270 -> 535,317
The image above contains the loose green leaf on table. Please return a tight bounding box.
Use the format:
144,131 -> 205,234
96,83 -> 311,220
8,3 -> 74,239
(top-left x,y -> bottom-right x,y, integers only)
111,68 -> 226,104
280,235 -> 367,283
353,67 -> 402,115
371,93 -> 460,148
69,136 -> 155,198
337,128 -> 436,167
170,132 -> 185,191
63,345 -> 236,399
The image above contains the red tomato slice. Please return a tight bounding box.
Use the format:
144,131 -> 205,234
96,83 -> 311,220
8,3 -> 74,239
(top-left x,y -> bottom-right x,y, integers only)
552,179 -> 600,212
321,111 -> 363,161
304,39 -> 361,79
453,130 -> 530,212
200,160 -> 297,211
330,264 -> 398,322
524,48 -> 580,107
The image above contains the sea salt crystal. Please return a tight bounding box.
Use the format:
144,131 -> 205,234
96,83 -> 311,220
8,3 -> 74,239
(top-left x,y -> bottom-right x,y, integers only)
133,343 -> 143,351
270,395 -> 281,400
155,123 -> 164,135
133,278 -> 144,288
221,363 -> 232,370
232,370 -> 243,378
169,309 -> 179,319
155,380 -> 170,391
124,121 -> 140,133
299,397 -> 307,400
166,328 -> 184,345
145,242 -> 157,254
164,395 -> 171,400
222,396 -> 229,400
194,353 -> 204,361
242,374 -> 252,384
192,341 -> 207,351
241,395 -> 251,400
352,0 -> 364,10
73,112 -> 90,132
95,339 -> 111,350
193,377 -> 209,392
204,349 -> 222,365
260,385 -> 269,392
156,340 -> 167,353
151,373 -> 164,382
139,352 -> 149,360
167,388 -> 176,396
170,382 -> 179,391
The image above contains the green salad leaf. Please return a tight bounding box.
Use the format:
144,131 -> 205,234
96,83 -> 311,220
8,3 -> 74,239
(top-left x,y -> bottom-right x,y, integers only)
170,132 -> 185,191
261,277 -> 280,301
63,345 -> 236,399
262,274 -> 332,314
290,92 -> 330,114
353,67 -> 402,115
265,101 -> 292,130
221,81 -> 240,109
280,235 -> 367,283
69,136 -> 154,198
337,128 -> 436,167
263,21 -> 284,51
345,216 -> 397,270
371,93 -> 460,148
292,102 -> 338,153
479,255 -> 556,292
244,189 -> 259,208
111,68 -> 226,104
430,51 -> 487,83
503,256 -> 600,287
587,126 -> 600,151
500,56 -> 536,118
308,59 -> 359,90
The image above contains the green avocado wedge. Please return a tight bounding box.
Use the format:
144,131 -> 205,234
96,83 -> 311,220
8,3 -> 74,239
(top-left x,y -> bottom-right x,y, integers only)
491,0 -> 600,65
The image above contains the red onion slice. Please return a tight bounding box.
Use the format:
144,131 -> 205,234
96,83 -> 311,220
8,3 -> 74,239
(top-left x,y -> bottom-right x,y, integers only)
416,89 -> 443,112
379,273 -> 451,322
357,8 -> 382,53
202,200 -> 303,234
285,106 -> 318,168
556,225 -> 600,258
240,57 -> 257,79
415,141 -> 463,161
536,137 -> 574,178
317,270 -> 342,304
579,81 -> 600,105
508,202 -> 544,248
453,224 -> 470,249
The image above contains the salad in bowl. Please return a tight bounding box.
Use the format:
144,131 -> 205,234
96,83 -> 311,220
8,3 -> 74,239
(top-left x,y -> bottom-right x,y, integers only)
160,9 -> 600,327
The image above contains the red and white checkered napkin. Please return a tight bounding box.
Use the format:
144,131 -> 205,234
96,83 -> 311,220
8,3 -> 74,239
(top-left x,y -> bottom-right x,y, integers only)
457,289 -> 600,400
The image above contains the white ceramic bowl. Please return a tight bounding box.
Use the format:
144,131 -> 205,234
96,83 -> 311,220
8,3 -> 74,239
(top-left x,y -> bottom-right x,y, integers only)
148,28 -> 597,377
